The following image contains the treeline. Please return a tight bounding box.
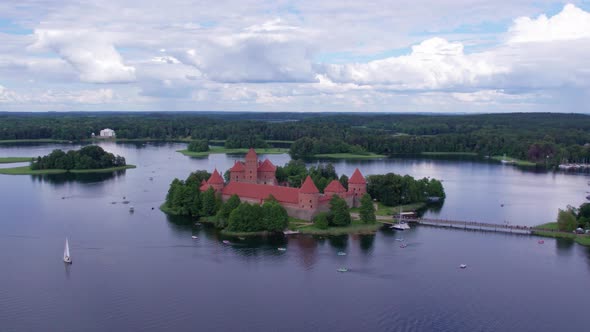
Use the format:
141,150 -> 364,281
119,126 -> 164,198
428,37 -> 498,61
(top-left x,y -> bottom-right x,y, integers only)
367,173 -> 445,206
30,145 -> 126,170
4,112 -> 590,166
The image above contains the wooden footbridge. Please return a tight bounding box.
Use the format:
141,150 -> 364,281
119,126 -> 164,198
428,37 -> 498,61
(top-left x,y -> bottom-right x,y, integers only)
375,215 -> 567,236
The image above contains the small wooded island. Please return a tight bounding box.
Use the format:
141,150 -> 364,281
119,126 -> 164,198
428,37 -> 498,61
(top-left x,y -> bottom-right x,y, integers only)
0,145 -> 135,175
161,148 -> 445,236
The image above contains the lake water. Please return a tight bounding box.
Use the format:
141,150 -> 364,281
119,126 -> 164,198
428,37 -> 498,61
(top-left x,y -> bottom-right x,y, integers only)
1,142 -> 589,332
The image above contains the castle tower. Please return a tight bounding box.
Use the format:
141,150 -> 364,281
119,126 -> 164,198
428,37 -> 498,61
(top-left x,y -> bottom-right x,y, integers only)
298,176 -> 320,211
324,179 -> 347,197
257,159 -> 277,185
348,168 -> 367,207
244,148 -> 258,183
206,169 -> 225,192
229,161 -> 245,182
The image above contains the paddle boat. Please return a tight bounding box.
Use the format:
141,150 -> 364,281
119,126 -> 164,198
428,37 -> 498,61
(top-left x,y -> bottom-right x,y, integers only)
337,268 -> 348,273
460,264 -> 467,269
191,235 -> 198,239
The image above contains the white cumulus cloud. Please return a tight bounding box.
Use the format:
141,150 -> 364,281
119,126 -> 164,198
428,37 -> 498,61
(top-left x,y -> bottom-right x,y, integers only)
323,37 -> 506,90
508,3 -> 590,43
30,29 -> 136,83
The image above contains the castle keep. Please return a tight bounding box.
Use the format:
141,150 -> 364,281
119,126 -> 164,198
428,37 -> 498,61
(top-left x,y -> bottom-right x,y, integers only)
200,148 -> 367,220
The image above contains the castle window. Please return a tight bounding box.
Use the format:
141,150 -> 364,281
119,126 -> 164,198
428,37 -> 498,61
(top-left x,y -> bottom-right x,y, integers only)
311,205 -> 313,209
309,199 -> 312,203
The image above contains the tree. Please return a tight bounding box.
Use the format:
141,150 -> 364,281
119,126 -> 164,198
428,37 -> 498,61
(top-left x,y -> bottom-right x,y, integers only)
200,187 -> 219,216
188,139 -> 209,152
313,212 -> 329,229
216,195 -> 241,228
330,195 -> 351,226
185,170 -> 211,187
262,200 -> 289,232
557,208 -> 577,232
359,194 -> 376,223
227,203 -> 264,232
339,174 -> 349,190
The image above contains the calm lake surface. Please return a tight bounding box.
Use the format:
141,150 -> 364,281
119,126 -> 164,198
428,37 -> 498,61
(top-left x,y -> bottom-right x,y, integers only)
1,142 -> 590,332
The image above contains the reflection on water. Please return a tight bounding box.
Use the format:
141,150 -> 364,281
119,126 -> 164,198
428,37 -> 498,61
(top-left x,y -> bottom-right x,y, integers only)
30,170 -> 126,185
2,142 -> 590,332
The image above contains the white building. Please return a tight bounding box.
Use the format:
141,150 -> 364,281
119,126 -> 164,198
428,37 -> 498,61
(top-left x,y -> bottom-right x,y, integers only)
99,128 -> 116,137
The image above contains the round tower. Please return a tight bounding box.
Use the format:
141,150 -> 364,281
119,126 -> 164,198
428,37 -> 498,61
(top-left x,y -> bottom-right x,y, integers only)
348,168 -> 367,207
207,169 -> 225,192
298,176 -> 320,210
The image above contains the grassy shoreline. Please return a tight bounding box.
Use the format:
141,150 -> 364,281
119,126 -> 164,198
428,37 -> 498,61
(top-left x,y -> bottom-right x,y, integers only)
312,152 -> 386,159
178,147 -> 289,157
533,222 -> 590,246
295,220 -> 382,235
491,155 -> 536,167
0,164 -> 136,175
0,139 -> 71,144
0,157 -> 34,163
421,152 -> 478,157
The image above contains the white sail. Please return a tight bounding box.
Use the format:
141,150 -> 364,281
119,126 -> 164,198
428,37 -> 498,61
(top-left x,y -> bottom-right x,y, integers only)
63,238 -> 71,263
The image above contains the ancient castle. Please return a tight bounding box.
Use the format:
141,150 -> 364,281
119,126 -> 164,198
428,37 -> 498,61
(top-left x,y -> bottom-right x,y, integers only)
200,148 -> 367,220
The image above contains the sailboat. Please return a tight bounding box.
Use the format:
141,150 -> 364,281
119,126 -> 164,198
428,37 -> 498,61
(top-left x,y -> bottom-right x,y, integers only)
63,238 -> 72,264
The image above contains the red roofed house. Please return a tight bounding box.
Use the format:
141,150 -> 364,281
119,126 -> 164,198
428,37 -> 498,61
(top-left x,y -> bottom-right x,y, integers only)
201,148 -> 366,220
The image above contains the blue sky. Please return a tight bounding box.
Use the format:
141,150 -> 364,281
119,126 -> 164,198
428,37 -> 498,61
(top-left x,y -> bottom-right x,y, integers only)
0,0 -> 589,112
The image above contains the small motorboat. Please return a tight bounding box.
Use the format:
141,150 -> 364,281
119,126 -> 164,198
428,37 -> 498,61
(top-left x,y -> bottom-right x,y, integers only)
63,238 -> 72,264
238,237 -> 246,240
277,247 -> 287,251
459,264 -> 467,269
395,238 -> 404,242
400,244 -> 408,248
222,240 -> 230,245
191,235 -> 198,239
538,240 -> 544,244
337,268 -> 348,273
194,222 -> 202,226
283,230 -> 300,235
337,252 -> 347,256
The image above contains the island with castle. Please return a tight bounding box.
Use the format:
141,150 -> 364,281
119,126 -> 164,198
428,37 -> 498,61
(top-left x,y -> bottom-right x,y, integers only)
199,148 -> 367,221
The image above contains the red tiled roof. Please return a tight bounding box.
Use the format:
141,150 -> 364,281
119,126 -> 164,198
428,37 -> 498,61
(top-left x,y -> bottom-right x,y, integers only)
222,182 -> 299,204
230,161 -> 245,172
299,176 -> 319,194
349,168 -> 366,184
207,169 -> 224,184
324,180 -> 346,193
245,148 -> 257,160
257,159 -> 276,172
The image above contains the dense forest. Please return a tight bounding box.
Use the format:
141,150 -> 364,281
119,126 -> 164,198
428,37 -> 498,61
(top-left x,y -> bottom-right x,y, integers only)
30,145 -> 127,170
2,112 -> 590,165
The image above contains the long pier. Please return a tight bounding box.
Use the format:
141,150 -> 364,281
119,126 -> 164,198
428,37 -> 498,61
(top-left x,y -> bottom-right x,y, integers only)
376,216 -> 571,236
